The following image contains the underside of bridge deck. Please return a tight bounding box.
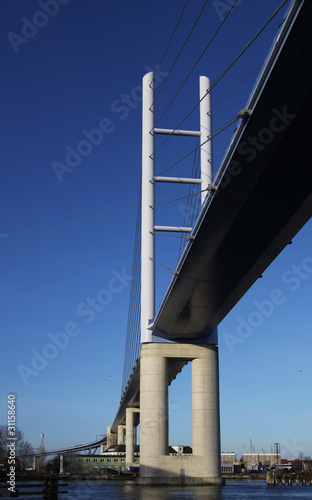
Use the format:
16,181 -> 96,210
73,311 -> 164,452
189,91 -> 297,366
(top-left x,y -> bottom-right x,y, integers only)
152,0 -> 312,341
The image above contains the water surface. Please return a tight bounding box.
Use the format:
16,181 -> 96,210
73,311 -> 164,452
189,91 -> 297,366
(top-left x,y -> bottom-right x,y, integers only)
13,479 -> 312,499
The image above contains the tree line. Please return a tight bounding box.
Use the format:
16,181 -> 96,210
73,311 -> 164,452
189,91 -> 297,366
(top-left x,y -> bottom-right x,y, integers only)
0,425 -> 34,470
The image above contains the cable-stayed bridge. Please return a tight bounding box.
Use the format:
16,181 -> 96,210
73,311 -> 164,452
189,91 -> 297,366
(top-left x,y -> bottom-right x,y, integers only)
38,0 -> 312,484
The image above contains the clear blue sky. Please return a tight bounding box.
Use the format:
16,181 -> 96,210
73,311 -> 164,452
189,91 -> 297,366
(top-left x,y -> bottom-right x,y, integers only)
1,0 -> 311,460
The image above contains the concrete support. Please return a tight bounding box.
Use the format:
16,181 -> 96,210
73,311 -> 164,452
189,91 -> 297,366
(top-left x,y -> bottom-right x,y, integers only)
106,425 -> 117,449
138,343 -> 222,486
126,409 -> 134,469
118,425 -> 126,445
140,351 -> 168,459
126,408 -> 140,469
192,353 -> 221,478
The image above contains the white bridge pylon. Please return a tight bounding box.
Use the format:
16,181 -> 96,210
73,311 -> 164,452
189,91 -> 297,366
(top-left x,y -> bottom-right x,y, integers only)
141,71 -> 213,343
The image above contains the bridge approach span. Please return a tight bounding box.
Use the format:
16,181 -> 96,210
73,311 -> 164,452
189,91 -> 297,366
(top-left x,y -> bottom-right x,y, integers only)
17,435 -> 108,457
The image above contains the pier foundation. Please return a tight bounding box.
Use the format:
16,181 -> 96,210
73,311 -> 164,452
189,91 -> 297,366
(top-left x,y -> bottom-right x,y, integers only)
138,343 -> 223,485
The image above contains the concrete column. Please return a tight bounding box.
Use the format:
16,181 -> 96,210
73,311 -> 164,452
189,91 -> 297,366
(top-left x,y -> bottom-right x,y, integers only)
126,408 -> 140,469
118,425 -> 126,445
106,425 -> 117,449
126,409 -> 134,469
59,455 -> 64,475
140,347 -> 168,462
192,346 -> 221,477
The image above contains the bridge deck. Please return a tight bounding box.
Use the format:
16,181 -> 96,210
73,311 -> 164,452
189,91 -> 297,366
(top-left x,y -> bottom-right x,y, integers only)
152,0 -> 312,341
112,0 -> 312,430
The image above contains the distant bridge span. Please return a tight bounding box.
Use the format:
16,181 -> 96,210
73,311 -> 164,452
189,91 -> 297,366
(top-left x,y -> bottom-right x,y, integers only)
18,435 -> 107,457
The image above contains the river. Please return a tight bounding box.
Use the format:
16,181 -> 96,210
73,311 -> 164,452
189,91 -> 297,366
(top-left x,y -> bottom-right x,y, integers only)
53,479 -> 312,499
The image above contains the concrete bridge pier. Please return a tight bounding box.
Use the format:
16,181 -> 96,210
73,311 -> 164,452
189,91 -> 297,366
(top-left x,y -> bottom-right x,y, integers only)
126,408 -> 140,469
117,424 -> 126,445
138,342 -> 222,485
106,425 -> 117,450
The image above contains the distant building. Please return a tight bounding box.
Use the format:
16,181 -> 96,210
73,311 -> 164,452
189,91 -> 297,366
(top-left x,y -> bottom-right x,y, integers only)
303,460 -> 312,472
221,452 -> 236,463
221,462 -> 234,473
170,446 -> 192,455
233,461 -> 243,473
63,454 -> 114,474
243,453 -> 281,470
63,445 -> 139,474
101,444 -> 140,469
